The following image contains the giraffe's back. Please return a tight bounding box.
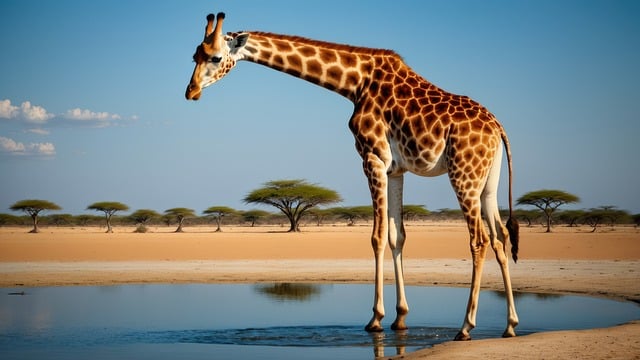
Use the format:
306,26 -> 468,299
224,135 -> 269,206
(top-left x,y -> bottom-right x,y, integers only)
356,57 -> 504,179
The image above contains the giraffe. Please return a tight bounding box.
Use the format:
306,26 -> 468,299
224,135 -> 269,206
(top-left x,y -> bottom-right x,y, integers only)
186,12 -> 520,340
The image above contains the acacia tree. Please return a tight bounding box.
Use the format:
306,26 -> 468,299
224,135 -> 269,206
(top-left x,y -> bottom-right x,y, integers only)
244,179 -> 342,232
598,206 -> 630,227
516,190 -> 580,232
512,209 -> 542,227
556,209 -> 586,227
87,201 -> 129,233
584,206 -> 630,232
331,206 -> 373,226
48,214 -> 73,226
203,206 -> 238,232
306,208 -> 335,226
242,209 -> 271,227
583,207 -> 610,233
402,204 -> 430,221
129,209 -> 160,233
10,199 -> 62,233
164,207 -> 195,232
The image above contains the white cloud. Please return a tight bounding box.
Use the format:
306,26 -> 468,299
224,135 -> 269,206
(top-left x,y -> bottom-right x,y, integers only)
27,128 -> 50,135
0,99 -> 19,118
0,99 -> 54,124
0,136 -> 26,153
2,99 -> 126,128
21,101 -> 54,124
0,136 -> 56,156
64,108 -> 121,122
33,142 -> 56,156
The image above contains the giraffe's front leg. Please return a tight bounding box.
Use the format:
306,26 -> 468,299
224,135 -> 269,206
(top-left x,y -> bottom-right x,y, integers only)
363,155 -> 389,333
365,236 -> 386,333
365,198 -> 388,332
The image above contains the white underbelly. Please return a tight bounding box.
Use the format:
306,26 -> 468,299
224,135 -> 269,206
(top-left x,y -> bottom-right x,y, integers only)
410,154 -> 448,177
388,138 -> 448,177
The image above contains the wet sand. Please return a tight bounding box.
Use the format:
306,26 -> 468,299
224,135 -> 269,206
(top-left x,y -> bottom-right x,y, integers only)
1,223 -> 639,359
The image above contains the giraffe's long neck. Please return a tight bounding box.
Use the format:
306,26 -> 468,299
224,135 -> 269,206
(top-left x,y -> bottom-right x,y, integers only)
236,32 -> 397,103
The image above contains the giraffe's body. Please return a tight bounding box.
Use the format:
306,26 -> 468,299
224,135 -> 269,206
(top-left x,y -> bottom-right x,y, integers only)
186,12 -> 520,340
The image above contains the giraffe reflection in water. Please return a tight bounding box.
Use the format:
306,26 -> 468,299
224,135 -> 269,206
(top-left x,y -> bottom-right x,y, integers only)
254,283 -> 322,302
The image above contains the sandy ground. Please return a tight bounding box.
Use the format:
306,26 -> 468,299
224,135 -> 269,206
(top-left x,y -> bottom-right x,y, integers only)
1,223 -> 639,359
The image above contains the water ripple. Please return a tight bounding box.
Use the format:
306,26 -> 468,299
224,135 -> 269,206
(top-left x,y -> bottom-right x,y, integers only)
139,325 -> 465,348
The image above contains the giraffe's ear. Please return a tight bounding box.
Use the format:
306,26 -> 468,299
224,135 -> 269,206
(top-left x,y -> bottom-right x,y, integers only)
230,33 -> 249,53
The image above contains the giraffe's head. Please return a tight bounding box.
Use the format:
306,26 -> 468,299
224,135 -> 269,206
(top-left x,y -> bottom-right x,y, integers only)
185,12 -> 249,100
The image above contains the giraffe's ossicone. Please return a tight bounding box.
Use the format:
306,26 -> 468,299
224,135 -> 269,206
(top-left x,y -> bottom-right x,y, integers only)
186,11 -> 519,341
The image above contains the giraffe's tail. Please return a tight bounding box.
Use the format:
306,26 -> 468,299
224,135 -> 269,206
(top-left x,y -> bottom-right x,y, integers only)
507,214 -> 519,263
502,130 -> 519,263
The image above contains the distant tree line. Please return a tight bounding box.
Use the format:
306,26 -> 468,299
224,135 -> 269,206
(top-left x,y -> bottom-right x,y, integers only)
3,184 -> 639,233
512,206 -> 637,233
1,203 -> 433,232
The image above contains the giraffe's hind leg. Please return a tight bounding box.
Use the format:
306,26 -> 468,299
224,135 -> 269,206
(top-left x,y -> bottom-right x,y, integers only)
454,206 -> 489,341
481,143 -> 519,337
448,147 -> 493,340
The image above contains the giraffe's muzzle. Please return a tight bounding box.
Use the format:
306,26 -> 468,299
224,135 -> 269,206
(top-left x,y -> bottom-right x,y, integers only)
185,84 -> 201,100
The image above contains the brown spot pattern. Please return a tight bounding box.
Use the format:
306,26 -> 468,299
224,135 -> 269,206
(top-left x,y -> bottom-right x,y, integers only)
237,31 -> 510,235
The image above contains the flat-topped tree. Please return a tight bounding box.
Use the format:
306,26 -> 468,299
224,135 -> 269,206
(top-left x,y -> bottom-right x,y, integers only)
583,206 -> 630,233
244,180 -> 342,232
402,205 -> 430,221
203,206 -> 238,232
516,190 -> 580,233
129,209 -> 160,233
331,206 -> 373,226
10,199 -> 61,233
241,209 -> 271,227
87,201 -> 129,233
164,207 -> 195,232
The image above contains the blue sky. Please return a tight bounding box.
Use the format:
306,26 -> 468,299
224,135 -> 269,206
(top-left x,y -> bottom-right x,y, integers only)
1,0 -> 639,215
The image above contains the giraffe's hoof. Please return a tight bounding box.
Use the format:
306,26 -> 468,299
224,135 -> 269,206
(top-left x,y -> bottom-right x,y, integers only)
454,331 -> 472,341
365,314 -> 385,332
390,320 -> 408,331
365,323 -> 384,332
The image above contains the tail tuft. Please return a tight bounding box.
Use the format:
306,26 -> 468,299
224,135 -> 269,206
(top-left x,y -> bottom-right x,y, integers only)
507,217 -> 519,263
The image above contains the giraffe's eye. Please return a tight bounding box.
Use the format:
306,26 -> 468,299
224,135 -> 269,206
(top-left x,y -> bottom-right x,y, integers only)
210,56 -> 222,63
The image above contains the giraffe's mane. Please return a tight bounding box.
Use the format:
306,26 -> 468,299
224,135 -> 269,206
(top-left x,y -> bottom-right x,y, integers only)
236,31 -> 401,58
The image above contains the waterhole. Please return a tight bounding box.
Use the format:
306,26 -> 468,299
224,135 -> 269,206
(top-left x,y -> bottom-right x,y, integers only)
1,284 -> 638,359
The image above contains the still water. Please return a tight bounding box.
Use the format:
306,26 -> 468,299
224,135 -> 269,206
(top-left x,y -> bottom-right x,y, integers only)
1,284 -> 638,359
